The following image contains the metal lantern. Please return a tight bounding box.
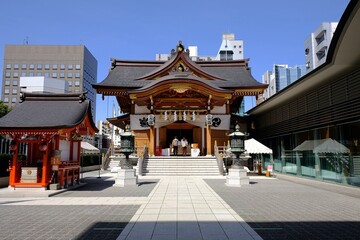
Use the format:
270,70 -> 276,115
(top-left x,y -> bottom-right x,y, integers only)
228,124 -> 248,169
120,125 -> 135,169
206,114 -> 213,125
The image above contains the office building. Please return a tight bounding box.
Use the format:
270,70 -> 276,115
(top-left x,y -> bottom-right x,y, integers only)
1,45 -> 97,119
262,64 -> 306,100
248,0 -> 360,187
305,22 -> 338,72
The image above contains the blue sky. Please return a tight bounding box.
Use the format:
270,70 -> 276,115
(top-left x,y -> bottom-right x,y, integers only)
0,0 -> 349,123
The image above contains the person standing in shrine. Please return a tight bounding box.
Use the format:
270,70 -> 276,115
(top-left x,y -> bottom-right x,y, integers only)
181,137 -> 188,156
172,136 -> 179,156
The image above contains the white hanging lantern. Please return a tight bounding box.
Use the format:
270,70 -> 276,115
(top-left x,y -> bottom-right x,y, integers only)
174,111 -> 177,121
192,111 -> 196,121
183,111 -> 187,121
164,111 -> 168,121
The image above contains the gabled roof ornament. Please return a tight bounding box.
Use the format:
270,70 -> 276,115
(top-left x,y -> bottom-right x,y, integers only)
177,40 -> 184,52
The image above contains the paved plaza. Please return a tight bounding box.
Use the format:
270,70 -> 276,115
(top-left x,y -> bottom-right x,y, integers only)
0,171 -> 360,239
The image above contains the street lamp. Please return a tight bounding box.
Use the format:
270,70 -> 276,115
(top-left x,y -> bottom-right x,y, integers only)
228,124 -> 248,169
120,124 -> 135,169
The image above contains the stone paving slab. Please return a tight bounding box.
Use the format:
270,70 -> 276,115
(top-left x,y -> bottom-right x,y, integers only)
205,176 -> 360,240
0,205 -> 139,240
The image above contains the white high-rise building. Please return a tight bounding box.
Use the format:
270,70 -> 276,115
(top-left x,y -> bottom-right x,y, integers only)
155,33 -> 244,61
304,22 -> 338,72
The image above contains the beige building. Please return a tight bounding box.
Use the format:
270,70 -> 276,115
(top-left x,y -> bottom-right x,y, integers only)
1,45 -> 97,118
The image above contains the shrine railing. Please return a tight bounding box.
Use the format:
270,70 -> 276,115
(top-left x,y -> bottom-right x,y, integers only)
137,145 -> 148,176
214,142 -> 226,176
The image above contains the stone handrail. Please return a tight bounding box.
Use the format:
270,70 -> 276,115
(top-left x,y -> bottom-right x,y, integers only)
137,145 -> 148,176
214,142 -> 226,176
101,143 -> 113,170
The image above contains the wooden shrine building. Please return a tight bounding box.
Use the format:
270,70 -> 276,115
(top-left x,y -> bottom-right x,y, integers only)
0,92 -> 98,189
94,42 -> 267,156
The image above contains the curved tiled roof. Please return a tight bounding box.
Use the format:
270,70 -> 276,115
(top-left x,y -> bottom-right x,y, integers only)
0,92 -> 97,131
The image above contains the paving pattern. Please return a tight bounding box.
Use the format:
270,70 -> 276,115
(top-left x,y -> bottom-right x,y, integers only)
205,175 -> 360,240
1,171 -> 360,240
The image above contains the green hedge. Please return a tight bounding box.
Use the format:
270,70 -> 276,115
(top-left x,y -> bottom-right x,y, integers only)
80,154 -> 101,167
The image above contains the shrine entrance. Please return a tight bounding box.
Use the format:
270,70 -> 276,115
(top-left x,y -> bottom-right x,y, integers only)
158,121 -> 203,155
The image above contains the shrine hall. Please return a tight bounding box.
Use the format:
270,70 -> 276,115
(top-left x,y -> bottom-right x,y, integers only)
0,92 -> 98,189
94,42 -> 267,156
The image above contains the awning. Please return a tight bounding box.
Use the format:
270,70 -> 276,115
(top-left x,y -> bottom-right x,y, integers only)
293,138 -> 350,153
245,138 -> 273,154
81,141 -> 100,153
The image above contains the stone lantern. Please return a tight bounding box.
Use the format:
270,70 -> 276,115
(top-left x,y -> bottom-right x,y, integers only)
113,124 -> 138,187
226,124 -> 250,186
119,125 -> 135,169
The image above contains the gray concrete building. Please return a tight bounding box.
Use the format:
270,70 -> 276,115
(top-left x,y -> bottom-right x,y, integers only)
1,45 -> 97,119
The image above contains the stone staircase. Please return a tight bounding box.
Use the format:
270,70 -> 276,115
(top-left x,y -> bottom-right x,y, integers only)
141,156 -> 222,176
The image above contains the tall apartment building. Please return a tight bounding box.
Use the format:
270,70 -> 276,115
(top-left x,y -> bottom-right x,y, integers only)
304,22 -> 338,72
262,64 -> 306,100
1,45 -> 97,119
156,33 -> 244,61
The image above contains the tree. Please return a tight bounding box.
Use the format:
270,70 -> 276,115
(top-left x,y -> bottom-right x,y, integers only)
0,101 -> 10,118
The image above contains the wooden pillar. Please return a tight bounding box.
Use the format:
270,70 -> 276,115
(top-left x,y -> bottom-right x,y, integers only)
9,144 -> 19,187
41,142 -> 49,188
206,125 -> 212,156
149,126 -> 155,156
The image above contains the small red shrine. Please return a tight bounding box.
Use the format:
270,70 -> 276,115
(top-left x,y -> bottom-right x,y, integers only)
0,92 -> 98,189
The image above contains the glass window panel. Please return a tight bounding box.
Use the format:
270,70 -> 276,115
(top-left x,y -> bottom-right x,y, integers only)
45,64 -> 50,70
67,72 -> 73,78
3,97 -> 9,103
13,72 -> 19,77
12,89 -> 17,94
68,81 -> 72,86
21,72 -> 26,77
52,64 -> 57,70
60,64 -> 65,69
13,80 -> 18,86
4,89 -> 10,94
5,72 -> 11,77
68,64 -> 73,69
5,81 -> 10,86
11,97 -> 17,103
75,64 -> 81,69
75,80 -> 80,86
44,72 -> 50,77
29,72 -> 34,76
6,64 -> 11,69
75,72 -> 81,78
22,64 -> 27,69
60,72 -> 65,78
37,72 -> 42,76
52,72 -> 57,78
29,64 -> 34,69
14,64 -> 19,69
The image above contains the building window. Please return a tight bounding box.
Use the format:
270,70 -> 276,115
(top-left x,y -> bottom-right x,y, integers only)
3,97 -> 9,103
75,80 -> 80,86
52,64 -> 57,70
68,81 -> 72,86
5,72 -> 11,77
44,72 -> 50,77
11,97 -> 17,103
67,72 -> 73,78
60,72 -> 65,78
14,64 -> 19,69
75,72 -> 81,78
29,64 -> 35,69
68,64 -> 73,70
4,89 -> 10,94
13,72 -> 19,78
29,72 -> 34,76
52,72 -> 57,78
37,72 -> 42,76
22,64 -> 27,69
37,64 -> 42,70
12,89 -> 17,94
45,64 -> 50,70
13,80 -> 18,86
6,64 -> 11,69
75,64 -> 81,70
60,64 -> 65,70
5,80 -> 10,86
21,72 -> 26,77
